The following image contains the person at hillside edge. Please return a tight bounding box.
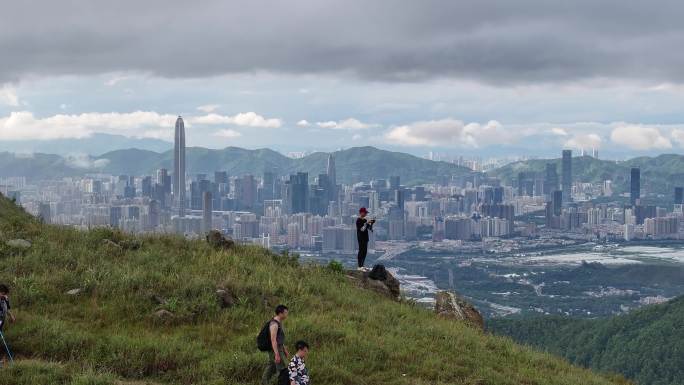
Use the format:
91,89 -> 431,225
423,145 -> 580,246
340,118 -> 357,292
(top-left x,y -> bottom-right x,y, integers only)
287,340 -> 311,385
356,207 -> 375,271
261,305 -> 289,385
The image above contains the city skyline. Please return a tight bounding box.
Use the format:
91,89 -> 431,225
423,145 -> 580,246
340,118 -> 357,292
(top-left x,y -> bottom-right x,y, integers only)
5,116 -> 684,338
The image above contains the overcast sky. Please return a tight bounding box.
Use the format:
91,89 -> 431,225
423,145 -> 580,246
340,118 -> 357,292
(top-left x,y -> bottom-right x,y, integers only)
3,1 -> 684,158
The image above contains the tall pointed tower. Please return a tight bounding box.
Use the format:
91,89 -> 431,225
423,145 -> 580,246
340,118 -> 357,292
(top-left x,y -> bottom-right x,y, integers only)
173,116 -> 186,217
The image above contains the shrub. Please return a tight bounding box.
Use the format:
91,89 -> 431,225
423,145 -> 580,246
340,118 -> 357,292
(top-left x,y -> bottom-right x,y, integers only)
327,260 -> 344,273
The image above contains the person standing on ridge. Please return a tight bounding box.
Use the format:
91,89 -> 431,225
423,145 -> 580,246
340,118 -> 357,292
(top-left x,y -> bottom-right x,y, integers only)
356,207 -> 374,271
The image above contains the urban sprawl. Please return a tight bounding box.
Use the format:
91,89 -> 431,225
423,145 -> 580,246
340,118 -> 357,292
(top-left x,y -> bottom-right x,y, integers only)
4,117 -> 684,261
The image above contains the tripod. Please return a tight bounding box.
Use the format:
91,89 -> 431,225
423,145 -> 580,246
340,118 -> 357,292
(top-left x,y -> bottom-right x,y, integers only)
0,326 -> 14,364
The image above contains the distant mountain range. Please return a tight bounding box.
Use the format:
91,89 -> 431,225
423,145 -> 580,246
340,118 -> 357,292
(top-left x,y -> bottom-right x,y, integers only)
0,133 -> 173,156
489,295 -> 684,385
489,154 -> 684,197
5,145 -> 684,192
0,146 -> 472,185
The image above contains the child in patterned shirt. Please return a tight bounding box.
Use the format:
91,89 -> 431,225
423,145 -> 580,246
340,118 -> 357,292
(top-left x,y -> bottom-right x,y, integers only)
287,340 -> 310,385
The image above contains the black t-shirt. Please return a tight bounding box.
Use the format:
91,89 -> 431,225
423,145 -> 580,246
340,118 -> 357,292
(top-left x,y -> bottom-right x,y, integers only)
356,217 -> 372,242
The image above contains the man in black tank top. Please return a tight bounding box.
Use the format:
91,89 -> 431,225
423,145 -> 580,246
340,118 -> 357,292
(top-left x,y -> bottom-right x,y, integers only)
261,304 -> 289,385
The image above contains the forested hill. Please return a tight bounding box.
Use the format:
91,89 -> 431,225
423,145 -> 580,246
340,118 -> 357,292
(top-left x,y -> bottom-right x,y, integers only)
489,296 -> 684,385
489,154 -> 684,196
0,194 -> 630,385
0,146 -> 471,185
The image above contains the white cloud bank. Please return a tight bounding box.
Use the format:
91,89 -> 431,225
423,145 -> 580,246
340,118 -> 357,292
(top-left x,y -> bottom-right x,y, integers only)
197,104 -> 220,113
550,127 -> 568,136
65,154 -> 111,169
610,124 -> 672,150
564,133 -> 602,149
385,119 -> 512,147
189,112 -> 282,128
213,129 -> 242,138
316,118 -> 378,130
0,110 -> 282,140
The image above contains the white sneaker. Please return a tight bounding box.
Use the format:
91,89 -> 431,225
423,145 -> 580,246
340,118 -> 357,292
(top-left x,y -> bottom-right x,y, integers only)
357,267 -> 364,271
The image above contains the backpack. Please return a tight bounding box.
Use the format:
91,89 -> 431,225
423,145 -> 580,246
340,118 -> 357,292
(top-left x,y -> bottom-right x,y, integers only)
368,264 -> 389,280
0,298 -> 7,320
0,298 -> 8,326
257,319 -> 280,351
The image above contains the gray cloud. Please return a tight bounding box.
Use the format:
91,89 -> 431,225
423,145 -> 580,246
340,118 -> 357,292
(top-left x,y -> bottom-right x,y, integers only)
3,1 -> 684,84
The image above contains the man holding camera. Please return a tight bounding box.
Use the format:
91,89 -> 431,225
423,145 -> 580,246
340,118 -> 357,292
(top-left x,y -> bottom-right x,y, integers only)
356,207 -> 374,271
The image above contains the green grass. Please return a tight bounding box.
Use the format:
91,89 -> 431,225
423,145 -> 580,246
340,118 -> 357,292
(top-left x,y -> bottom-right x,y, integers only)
0,195 -> 630,385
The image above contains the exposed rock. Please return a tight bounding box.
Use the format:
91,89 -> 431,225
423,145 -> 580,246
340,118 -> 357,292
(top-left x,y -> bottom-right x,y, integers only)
6,239 -> 31,249
216,288 -> 237,308
66,288 -> 82,296
153,309 -> 174,320
150,294 -> 167,305
434,291 -> 484,330
119,239 -> 142,250
102,239 -> 122,249
206,230 -> 235,250
368,265 -> 400,297
346,264 -> 401,301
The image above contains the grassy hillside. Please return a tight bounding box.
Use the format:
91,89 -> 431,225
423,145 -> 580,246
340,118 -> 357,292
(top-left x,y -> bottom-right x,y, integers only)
0,146 -> 471,185
489,297 -> 684,385
0,195 -> 629,385
489,154 -> 684,197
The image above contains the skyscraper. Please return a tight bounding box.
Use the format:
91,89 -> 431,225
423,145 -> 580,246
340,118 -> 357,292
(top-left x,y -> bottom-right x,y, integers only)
630,167 -> 640,206
390,175 -> 401,204
141,176 -> 152,197
202,191 -> 212,234
544,163 -> 558,197
389,175 -> 400,191
675,187 -> 683,204
395,189 -> 405,210
240,174 -> 257,210
493,186 -> 504,204
289,172 -> 309,213
157,168 -> 171,194
552,190 -> 563,216
148,200 -> 160,230
262,171 -> 275,201
173,116 -> 186,217
326,153 -> 337,201
214,171 -> 228,184
561,150 -> 572,202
